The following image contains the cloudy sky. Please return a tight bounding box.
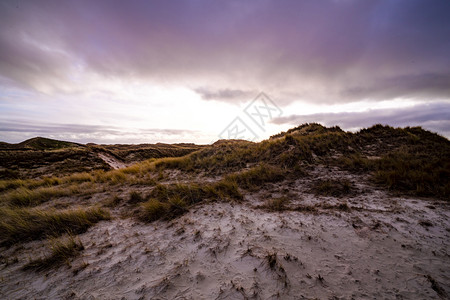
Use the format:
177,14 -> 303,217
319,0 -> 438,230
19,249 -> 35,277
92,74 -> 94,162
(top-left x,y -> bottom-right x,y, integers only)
1,0 -> 449,144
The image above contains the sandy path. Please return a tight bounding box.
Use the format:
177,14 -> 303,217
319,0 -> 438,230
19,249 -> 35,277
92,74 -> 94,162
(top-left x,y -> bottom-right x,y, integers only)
97,152 -> 127,169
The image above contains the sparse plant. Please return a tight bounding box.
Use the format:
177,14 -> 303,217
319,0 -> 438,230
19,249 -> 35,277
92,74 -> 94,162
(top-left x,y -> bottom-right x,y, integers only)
104,195 -> 122,207
266,252 -> 277,270
128,191 -> 144,204
311,179 -> 354,197
22,235 -> 84,271
264,196 -> 289,211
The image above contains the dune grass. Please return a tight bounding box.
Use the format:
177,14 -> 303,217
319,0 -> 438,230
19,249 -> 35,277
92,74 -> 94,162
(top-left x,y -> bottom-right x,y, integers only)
140,196 -> 188,222
224,164 -> 285,190
372,151 -> 450,197
22,235 -> 84,271
139,180 -> 242,222
311,179 -> 354,197
1,124 -> 448,204
3,185 -> 82,207
148,180 -> 242,205
0,173 -> 94,193
0,206 -> 110,246
263,196 -> 290,211
0,162 -> 154,194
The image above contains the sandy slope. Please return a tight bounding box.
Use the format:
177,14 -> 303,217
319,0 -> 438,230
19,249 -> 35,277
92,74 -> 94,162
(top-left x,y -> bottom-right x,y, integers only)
1,171 -> 449,299
97,152 -> 128,170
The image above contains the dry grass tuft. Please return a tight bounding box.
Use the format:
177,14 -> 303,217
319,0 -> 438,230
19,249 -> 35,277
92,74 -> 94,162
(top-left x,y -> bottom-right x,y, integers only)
22,235 -> 84,271
0,206 -> 110,246
224,164 -> 285,190
262,196 -> 289,211
139,180 -> 242,222
128,191 -> 144,204
3,185 -> 81,207
311,179 -> 354,197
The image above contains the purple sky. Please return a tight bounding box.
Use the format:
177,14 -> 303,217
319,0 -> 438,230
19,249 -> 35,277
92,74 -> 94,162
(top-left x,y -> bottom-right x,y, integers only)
1,0 -> 449,143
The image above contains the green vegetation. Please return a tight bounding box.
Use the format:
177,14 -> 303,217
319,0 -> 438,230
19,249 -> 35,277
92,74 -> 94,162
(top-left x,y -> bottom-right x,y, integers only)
224,164 -> 285,190
155,136 -> 312,174
0,138 -> 202,181
0,206 -> 110,246
4,185 -> 81,207
22,235 -> 84,271
139,180 -> 242,222
340,125 -> 450,198
140,196 -> 188,222
372,150 -> 450,197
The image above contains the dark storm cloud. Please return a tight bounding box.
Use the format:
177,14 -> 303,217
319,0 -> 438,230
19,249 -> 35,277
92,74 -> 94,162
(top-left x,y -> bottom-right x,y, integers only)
1,0 -> 449,102
272,102 -> 450,137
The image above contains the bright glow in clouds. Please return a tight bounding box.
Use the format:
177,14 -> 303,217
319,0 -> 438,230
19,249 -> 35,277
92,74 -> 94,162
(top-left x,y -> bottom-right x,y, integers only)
0,0 -> 449,143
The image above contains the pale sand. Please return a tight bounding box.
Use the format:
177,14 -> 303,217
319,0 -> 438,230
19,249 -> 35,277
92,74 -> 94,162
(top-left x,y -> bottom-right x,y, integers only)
1,172 -> 449,299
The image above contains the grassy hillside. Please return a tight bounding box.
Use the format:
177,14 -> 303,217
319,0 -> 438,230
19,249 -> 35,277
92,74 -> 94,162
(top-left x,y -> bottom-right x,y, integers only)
0,139 -> 203,180
0,137 -> 80,150
155,123 -> 450,198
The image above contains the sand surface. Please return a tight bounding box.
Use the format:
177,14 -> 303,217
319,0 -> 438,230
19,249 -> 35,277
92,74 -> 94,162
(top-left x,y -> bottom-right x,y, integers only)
97,152 -> 127,170
1,179 -> 449,299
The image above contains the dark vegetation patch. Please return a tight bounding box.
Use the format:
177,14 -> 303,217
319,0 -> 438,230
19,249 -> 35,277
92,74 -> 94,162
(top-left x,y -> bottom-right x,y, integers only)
97,143 -> 203,164
224,164 -> 286,190
0,207 -> 110,246
310,179 -> 354,197
138,180 -> 242,222
0,138 -> 203,180
152,124 -> 449,199
1,123 -> 448,206
155,136 -> 312,174
263,196 -> 290,211
3,185 -> 82,207
128,191 -> 144,204
0,148 -> 109,180
371,150 -> 450,198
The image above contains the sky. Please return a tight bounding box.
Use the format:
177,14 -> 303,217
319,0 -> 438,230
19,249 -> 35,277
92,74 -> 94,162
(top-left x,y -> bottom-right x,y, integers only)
0,0 -> 449,144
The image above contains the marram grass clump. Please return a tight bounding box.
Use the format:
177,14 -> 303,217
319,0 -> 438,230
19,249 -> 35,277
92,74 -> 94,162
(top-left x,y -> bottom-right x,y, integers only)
139,180 -> 242,222
0,206 -> 110,246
